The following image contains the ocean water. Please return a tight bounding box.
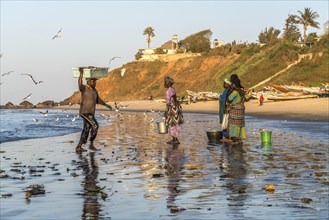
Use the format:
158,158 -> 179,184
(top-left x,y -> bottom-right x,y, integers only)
0,109 -> 109,144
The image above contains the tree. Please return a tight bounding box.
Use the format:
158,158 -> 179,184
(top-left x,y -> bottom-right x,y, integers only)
283,14 -> 301,42
143,27 -> 155,48
258,27 -> 281,44
324,20 -> 329,34
294,7 -> 320,42
305,32 -> 318,43
179,29 -> 212,53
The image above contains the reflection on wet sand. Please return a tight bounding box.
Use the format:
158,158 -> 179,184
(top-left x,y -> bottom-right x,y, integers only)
165,145 -> 185,213
0,112 -> 328,219
219,143 -> 248,216
78,152 -> 101,219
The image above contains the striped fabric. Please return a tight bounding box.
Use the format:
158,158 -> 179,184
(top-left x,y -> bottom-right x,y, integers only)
228,90 -> 247,139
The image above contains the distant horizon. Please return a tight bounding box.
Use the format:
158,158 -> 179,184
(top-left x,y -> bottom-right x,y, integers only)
1,1 -> 328,105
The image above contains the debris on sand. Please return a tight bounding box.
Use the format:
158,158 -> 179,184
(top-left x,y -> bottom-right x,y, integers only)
24,184 -> 45,200
264,184 -> 275,192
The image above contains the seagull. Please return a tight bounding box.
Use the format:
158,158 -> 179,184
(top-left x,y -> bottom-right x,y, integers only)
39,110 -> 48,116
23,93 -> 32,100
52,28 -> 62,40
2,71 -> 14,76
109,56 -> 121,68
21,74 -> 43,85
114,101 -> 120,112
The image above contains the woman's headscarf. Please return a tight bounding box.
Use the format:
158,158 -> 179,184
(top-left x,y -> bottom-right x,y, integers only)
164,76 -> 174,87
231,77 -> 241,88
230,73 -> 244,88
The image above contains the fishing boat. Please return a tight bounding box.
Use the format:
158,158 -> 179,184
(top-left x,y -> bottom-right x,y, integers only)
266,94 -> 319,101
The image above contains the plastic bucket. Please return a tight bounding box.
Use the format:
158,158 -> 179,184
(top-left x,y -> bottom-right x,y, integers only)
261,131 -> 272,143
261,142 -> 272,149
206,130 -> 223,143
157,122 -> 168,134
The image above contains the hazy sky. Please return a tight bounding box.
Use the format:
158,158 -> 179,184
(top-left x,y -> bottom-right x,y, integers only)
1,0 -> 328,105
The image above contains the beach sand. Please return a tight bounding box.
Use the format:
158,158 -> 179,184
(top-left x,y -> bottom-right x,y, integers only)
61,97 -> 329,121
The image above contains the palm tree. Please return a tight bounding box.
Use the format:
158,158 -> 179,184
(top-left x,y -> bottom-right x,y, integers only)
294,7 -> 320,42
143,27 -> 155,48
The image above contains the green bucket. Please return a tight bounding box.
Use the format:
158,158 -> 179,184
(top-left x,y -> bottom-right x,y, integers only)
261,142 -> 272,149
261,131 -> 272,143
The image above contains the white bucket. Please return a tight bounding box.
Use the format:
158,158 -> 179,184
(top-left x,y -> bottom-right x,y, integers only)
156,122 -> 168,134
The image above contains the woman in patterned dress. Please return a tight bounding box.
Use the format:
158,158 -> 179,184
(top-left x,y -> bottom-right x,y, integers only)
227,77 -> 248,144
164,76 -> 184,145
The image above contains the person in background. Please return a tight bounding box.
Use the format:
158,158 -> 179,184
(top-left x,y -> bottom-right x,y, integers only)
76,67 -> 112,153
219,79 -> 231,139
259,93 -> 265,106
164,76 -> 184,145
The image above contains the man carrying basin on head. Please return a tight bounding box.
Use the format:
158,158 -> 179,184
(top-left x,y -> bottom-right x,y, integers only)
76,67 -> 112,153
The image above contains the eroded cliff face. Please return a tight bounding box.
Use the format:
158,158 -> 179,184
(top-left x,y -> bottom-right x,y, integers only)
61,44 -> 328,105
61,54 -> 240,104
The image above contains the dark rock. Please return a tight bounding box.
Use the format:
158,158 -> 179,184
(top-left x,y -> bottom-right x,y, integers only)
35,100 -> 56,108
5,102 -> 15,107
19,101 -> 34,109
0,102 -> 20,109
301,198 -> 313,203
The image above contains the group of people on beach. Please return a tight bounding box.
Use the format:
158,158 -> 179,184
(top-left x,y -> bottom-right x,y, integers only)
75,66 -> 249,152
219,74 -> 251,144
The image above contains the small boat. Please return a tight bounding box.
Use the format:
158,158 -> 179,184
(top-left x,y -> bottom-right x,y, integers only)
186,90 -> 219,100
269,84 -> 290,93
266,94 -> 319,101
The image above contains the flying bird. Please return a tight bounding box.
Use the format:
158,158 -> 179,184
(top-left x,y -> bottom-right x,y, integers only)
109,56 -> 121,68
39,110 -> 49,116
21,74 -> 43,85
2,71 -> 14,76
52,28 -> 62,40
23,93 -> 32,100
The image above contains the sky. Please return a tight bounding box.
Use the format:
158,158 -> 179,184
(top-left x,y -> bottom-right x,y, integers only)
1,0 -> 328,105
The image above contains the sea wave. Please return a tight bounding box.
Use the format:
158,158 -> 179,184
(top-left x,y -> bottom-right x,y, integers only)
0,109 -> 108,144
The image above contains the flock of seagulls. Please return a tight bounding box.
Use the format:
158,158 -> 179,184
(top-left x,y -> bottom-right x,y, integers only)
1,28 -> 62,100
2,71 -> 14,76
32,110 -> 80,124
2,27 -> 123,103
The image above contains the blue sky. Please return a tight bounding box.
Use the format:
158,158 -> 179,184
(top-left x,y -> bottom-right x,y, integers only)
1,0 -> 328,105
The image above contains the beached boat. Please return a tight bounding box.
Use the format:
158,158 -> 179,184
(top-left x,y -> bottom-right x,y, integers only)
269,84 -> 290,93
266,94 -> 319,101
186,90 -> 219,100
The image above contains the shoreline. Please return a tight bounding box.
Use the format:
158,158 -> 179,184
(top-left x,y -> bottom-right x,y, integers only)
55,97 -> 329,122
1,98 -> 328,122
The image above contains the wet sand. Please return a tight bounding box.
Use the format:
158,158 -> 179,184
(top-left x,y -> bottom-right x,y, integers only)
57,97 -> 329,122
1,112 -> 328,219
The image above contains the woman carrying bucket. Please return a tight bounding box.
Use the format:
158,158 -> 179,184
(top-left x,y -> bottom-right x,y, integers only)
164,76 -> 184,145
